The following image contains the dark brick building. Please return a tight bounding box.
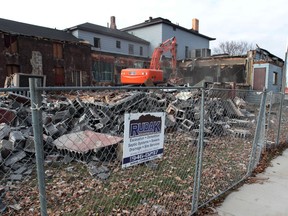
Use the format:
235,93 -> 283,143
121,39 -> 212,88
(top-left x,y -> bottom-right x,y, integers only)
0,18 -> 92,87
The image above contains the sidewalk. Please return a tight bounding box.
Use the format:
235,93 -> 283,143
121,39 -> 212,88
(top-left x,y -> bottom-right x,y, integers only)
216,149 -> 288,216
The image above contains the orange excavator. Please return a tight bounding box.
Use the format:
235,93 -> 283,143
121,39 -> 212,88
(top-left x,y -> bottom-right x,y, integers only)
120,36 -> 177,85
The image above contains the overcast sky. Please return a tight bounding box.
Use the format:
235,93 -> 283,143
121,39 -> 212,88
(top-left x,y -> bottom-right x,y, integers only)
2,0 -> 288,59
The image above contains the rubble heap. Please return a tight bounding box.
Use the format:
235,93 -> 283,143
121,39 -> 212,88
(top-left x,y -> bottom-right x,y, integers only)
0,90 -> 256,182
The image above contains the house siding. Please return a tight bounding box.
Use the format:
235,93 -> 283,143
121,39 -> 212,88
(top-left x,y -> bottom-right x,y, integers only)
162,24 -> 210,59
125,23 -> 210,59
253,63 -> 283,92
74,30 -> 149,57
125,25 -> 162,56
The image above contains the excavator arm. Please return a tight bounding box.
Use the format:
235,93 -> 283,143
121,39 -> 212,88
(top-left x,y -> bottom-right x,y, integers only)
149,36 -> 177,73
120,36 -> 178,85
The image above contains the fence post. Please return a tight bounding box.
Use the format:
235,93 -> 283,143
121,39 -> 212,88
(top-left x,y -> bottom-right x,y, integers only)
29,78 -> 47,216
247,89 -> 267,175
276,93 -> 284,145
191,87 -> 205,214
265,92 -> 273,148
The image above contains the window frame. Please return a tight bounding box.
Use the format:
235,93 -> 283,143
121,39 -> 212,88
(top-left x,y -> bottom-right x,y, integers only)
116,40 -> 121,49
128,44 -> 134,55
94,37 -> 101,48
273,71 -> 278,85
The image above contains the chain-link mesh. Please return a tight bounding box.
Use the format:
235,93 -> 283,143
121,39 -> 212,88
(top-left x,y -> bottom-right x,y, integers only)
195,89 -> 259,208
1,87 -> 202,215
1,85 -> 287,215
265,92 -> 286,146
280,94 -> 288,144
0,90 -> 39,215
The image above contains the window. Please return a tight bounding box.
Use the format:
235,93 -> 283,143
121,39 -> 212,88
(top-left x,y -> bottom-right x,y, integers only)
4,35 -> 18,53
195,49 -> 201,57
185,46 -> 189,58
129,44 -> 134,54
53,43 -> 63,59
273,72 -> 278,85
94,37 -> 101,48
72,70 -> 82,86
116,40 -> 121,49
140,46 -> 143,56
92,61 -> 113,82
54,67 -> 65,86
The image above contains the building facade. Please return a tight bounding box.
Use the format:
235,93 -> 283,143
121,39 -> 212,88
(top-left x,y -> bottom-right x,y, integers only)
179,48 -> 284,92
121,17 -> 215,60
65,17 -> 150,85
0,18 -> 91,87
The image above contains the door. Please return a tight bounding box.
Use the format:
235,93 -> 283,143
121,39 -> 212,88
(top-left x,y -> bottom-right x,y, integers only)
253,68 -> 266,90
55,67 -> 65,86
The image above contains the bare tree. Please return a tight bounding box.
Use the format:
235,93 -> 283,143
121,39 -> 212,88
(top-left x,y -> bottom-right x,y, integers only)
213,40 -> 255,56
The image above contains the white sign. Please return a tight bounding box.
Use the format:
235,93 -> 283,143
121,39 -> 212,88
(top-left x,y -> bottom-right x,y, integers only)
122,112 -> 165,168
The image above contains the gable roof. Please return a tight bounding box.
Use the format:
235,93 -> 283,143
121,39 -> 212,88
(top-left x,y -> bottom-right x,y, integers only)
121,17 -> 215,41
0,18 -> 80,43
65,22 -> 150,45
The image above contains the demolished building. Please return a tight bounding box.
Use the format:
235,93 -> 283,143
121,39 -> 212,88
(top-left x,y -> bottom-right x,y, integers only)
179,47 -> 284,92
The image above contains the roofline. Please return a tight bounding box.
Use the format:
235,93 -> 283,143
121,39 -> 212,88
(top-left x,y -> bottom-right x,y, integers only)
0,18 -> 82,44
66,24 -> 150,45
0,30 -> 85,45
121,17 -> 215,41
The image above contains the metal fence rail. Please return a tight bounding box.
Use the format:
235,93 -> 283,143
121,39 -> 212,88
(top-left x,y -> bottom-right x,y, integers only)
0,79 -> 287,215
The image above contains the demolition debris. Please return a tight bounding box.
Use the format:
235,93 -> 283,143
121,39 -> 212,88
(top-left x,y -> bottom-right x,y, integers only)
0,89 -> 256,182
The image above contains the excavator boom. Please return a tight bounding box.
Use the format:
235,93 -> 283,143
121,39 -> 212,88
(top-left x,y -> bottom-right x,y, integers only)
121,37 -> 177,85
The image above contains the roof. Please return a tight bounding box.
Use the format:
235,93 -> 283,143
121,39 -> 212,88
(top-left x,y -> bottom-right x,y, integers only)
0,18 -> 80,43
66,23 -> 150,45
121,17 -> 215,41
256,47 -> 284,62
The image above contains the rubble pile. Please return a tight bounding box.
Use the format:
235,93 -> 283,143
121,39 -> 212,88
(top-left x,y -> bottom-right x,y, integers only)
0,90 -> 256,182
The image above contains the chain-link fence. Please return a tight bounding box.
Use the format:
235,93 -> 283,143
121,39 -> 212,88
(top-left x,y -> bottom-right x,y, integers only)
265,92 -> 286,147
0,79 -> 287,215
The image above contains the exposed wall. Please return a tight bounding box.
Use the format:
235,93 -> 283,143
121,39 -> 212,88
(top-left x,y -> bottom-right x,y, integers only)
64,43 -> 91,86
180,57 -> 247,85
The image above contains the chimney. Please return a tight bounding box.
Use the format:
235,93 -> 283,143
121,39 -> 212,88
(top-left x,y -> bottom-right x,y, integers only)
110,16 -> 117,29
192,18 -> 199,32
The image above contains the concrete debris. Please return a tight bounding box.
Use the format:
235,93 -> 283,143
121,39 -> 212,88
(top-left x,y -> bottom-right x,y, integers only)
9,131 -> 26,149
4,151 -> 26,166
87,162 -> 110,180
0,140 -> 14,158
53,130 -> 122,154
0,123 -> 11,139
0,107 -> 16,125
10,174 -> 23,181
0,89 -> 258,182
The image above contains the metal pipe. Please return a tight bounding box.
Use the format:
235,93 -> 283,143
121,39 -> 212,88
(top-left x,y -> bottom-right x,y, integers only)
247,88 -> 267,175
29,78 -> 47,216
276,93 -> 284,145
191,86 -> 205,214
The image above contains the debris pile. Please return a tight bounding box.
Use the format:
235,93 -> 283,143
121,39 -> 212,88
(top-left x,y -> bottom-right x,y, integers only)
0,90 -> 256,182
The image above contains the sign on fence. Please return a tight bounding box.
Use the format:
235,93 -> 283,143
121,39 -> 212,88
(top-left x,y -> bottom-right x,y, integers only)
122,112 -> 165,168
